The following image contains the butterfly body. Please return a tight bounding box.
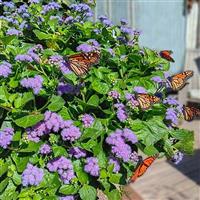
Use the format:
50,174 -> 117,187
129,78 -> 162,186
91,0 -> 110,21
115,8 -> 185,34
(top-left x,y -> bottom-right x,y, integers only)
136,94 -> 161,110
167,70 -> 193,91
182,105 -> 200,121
65,50 -> 100,76
160,50 -> 175,62
129,154 -> 158,183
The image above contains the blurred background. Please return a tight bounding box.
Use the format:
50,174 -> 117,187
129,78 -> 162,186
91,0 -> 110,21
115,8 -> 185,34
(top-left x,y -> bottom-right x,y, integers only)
93,0 -> 200,199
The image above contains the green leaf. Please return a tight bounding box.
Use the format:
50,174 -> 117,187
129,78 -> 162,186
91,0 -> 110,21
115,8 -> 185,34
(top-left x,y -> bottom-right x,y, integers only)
14,114 -> 44,128
143,145 -> 159,156
0,180 -> 17,200
52,145 -> 67,157
0,35 -> 17,45
0,160 -> 8,177
87,95 -> 99,107
48,95 -> 65,111
21,92 -> 34,107
33,30 -> 53,40
0,86 -> 9,102
0,178 -> 9,193
58,106 -> 71,120
106,189 -> 121,200
19,141 -> 41,153
79,185 -> 96,200
109,173 -> 122,184
12,131 -> 21,142
12,172 -> 21,185
11,153 -> 29,173
59,185 -> 79,195
91,80 -> 109,94
73,160 -> 89,184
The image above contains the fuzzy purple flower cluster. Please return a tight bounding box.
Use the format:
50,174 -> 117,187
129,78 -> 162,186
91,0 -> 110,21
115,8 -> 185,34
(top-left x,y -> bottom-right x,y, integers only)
84,157 -> 99,177
98,15 -> 113,27
49,55 -> 71,74
0,128 -> 14,149
47,157 -> 75,184
69,147 -> 86,159
20,75 -> 43,94
106,128 -> 138,162
76,39 -> 99,53
42,2 -> 61,14
171,151 -> 183,164
57,82 -> 81,95
108,157 -> 120,173
108,90 -> 120,99
27,111 -> 81,142
60,196 -> 74,200
114,103 -> 128,122
40,144 -> 51,155
125,93 -> 139,108
0,61 -> 12,78
6,28 -> 22,36
81,114 -> 94,127
22,164 -> 44,186
70,3 -> 93,18
133,86 -> 147,94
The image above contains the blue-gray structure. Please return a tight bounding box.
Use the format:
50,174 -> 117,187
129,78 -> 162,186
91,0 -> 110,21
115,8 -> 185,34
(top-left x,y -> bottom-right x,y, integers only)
95,0 -> 186,74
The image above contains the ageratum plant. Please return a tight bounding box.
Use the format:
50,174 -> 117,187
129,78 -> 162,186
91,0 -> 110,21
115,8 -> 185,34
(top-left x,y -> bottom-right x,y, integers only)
0,1 -> 194,200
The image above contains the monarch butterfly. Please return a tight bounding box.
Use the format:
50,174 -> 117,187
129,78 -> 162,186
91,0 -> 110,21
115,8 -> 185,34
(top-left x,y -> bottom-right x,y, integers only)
129,154 -> 158,183
167,70 -> 194,91
136,94 -> 161,110
160,50 -> 175,62
64,50 -> 100,76
182,105 -> 200,121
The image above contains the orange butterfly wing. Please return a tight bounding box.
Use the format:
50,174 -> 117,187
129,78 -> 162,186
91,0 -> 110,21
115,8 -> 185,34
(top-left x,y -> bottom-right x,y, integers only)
168,70 -> 193,91
129,155 -> 158,183
160,50 -> 175,62
136,94 -> 160,110
67,51 -> 100,76
183,105 -> 200,121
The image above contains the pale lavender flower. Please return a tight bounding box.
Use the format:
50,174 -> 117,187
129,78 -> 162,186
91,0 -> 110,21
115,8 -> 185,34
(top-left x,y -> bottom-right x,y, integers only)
69,147 -> 86,158
107,48 -> 115,56
82,114 -> 94,127
165,108 -> 178,125
130,151 -> 139,162
47,157 -> 75,184
108,90 -> 120,99
60,196 -> 74,200
98,15 -> 113,27
0,61 -> 12,78
151,76 -> 162,83
40,144 -> 51,155
22,164 -> 44,186
120,26 -> 134,35
3,1 -> 15,9
88,39 -> 100,47
15,54 -> 33,62
171,152 -> 183,164
20,75 -> 43,94
61,125 -> 81,142
164,71 -> 170,79
125,93 -> 139,108
133,86 -> 147,94
117,108 -> 128,122
163,96 -> 179,106
108,157 -> 120,173
123,128 -> 138,144
84,157 -> 99,177
6,28 -> 22,36
30,0 -> 40,3
42,2 -> 61,14
57,82 -> 81,95
0,128 -> 14,149
76,43 -> 95,53
93,29 -> 101,34
70,3 -> 93,18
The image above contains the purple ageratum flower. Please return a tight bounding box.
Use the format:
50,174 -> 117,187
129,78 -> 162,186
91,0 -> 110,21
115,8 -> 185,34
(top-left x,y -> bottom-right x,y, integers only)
40,144 -> 51,155
106,129 -> 124,146
47,157 -> 75,184
108,90 -> 120,99
82,114 -> 94,128
49,55 -> 71,74
22,164 -> 44,186
84,157 -> 99,177
3,1 -> 15,9
76,43 -> 95,53
42,2 -> 61,14
69,147 -> 86,158
60,196 -> 74,200
117,108 -> 128,122
0,61 -> 12,78
125,93 -> 139,108
0,128 -> 14,149
30,0 -> 40,3
134,30 -> 142,36
20,75 -> 43,94
122,128 -> 138,144
108,157 -> 120,173
107,48 -> 115,56
93,29 -> 101,34
133,86 -> 147,94
163,96 -> 179,106
70,3 -> 93,18
120,26 -> 134,35
57,82 -> 81,95
151,76 -> 163,83
15,54 -> 34,62
164,71 -> 170,79
171,152 -> 184,164
6,28 -> 22,36
61,125 -> 81,142
165,108 -> 178,125
88,39 -> 100,47
120,18 -> 128,25
98,15 -> 113,27
130,151 -> 139,163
